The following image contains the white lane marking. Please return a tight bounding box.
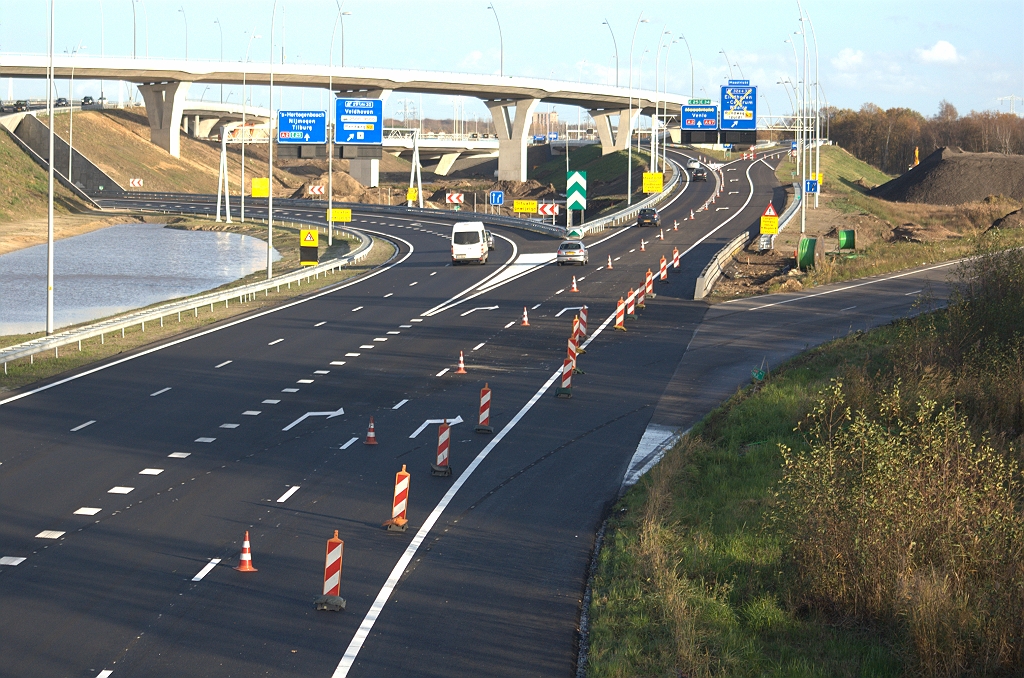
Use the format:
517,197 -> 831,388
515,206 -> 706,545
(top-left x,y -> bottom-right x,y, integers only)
282,406 -> 345,431
276,486 -> 301,503
243,410 -> 261,416
75,507 -> 101,515
268,338 -> 284,346
905,289 -> 922,295
297,379 -> 315,384
393,399 -> 409,410
421,236 -> 522,316
384,293 -> 394,298
531,303 -> 542,310
387,331 -> 401,335
108,487 -> 134,494
330,308 -> 617,677
71,420 -> 96,432
555,306 -> 584,317
139,468 -> 164,475
359,345 -> 375,349
840,305 -> 857,312
460,305 -> 499,317
262,399 -> 281,404
579,276 -> 586,281
351,306 -> 364,312
195,437 -> 217,443
192,558 -> 221,582
614,256 -> 621,261
430,272 -> 437,276
629,249 -> 635,253
729,178 -> 739,182
715,207 -> 730,211
409,281 -> 419,286
436,368 -> 450,377
331,361 -> 347,366
399,325 -> 412,328
675,156 -> 761,262
168,452 -> 191,458
150,387 -> 171,397
0,557 -> 26,566
36,530 -> 65,539
215,360 -> 232,368
729,191 -> 740,194
555,289 -> 565,295
409,415 -> 464,439
282,388 -> 300,393
97,672 -> 113,678
373,337 -> 388,342
411,319 -> 423,322
345,353 -> 361,357
597,266 -> 605,270
220,423 -> 240,429
504,321 -> 515,328
314,370 -> 330,375
315,321 -> 327,327
340,437 -> 359,449
472,342 -> 485,351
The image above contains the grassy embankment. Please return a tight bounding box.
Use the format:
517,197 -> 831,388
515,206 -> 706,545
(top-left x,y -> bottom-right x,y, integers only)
0,218 -> 395,392
588,248 -> 1024,677
531,144 -> 652,217
0,126 -> 88,222
772,145 -> 1024,289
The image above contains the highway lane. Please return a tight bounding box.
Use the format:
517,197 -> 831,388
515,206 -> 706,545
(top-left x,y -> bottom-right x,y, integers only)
0,150 -> 781,676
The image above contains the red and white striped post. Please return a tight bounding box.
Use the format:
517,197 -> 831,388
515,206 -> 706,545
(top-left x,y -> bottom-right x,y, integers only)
626,289 -> 637,319
672,247 -> 680,269
645,269 -> 655,296
614,297 -> 627,331
555,358 -> 573,398
476,383 -> 493,433
660,256 -> 669,283
579,305 -> 589,338
637,283 -> 646,310
567,336 -> 580,374
313,530 -> 347,611
573,315 -> 586,355
431,421 -> 452,476
383,465 -> 410,531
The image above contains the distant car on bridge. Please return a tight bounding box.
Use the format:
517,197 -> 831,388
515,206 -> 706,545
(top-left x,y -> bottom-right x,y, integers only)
55,97 -> 69,108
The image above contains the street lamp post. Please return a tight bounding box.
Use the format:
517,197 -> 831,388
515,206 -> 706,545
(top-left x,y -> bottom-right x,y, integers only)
679,34 -> 694,98
601,19 -> 619,87
340,10 -> 351,67
178,6 -> 188,60
214,18 -> 223,102
328,2 -> 350,247
66,42 -> 84,185
653,28 -> 670,174
240,30 -> 261,223
487,4 -> 504,76
626,13 -> 648,205
662,39 -> 677,172
268,0 -> 280,279
804,6 -> 821,207
46,0 -> 55,335
719,49 -> 733,80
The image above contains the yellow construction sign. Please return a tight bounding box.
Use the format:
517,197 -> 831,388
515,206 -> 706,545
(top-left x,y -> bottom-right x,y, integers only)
300,229 -> 319,247
759,202 -> 779,234
327,208 -> 352,223
251,177 -> 270,198
300,229 -> 319,267
406,187 -> 418,202
642,172 -> 664,193
513,199 -> 538,214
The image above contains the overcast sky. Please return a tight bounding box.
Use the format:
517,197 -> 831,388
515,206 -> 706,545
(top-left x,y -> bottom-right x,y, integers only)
2,0 -> 1021,121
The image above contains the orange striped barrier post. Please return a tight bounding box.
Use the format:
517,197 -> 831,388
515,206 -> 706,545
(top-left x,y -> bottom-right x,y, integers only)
645,269 -> 655,297
637,283 -> 646,310
578,305 -> 589,338
555,358 -> 573,398
567,336 -> 581,374
572,316 -> 586,355
383,465 -> 410,532
614,298 -> 627,331
364,416 -> 378,445
234,530 -> 258,572
314,530 -> 347,611
660,256 -> 669,283
476,384 -> 493,433
456,351 -> 468,374
431,420 -> 452,476
672,247 -> 680,269
626,289 -> 637,319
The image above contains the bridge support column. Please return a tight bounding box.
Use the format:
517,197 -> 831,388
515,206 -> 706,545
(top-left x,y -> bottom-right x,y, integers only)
486,98 -> 539,182
434,152 -> 462,176
590,109 -> 636,156
138,81 -> 191,157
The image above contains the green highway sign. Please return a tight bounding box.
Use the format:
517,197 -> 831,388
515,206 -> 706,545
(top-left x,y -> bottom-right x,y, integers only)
689,98 -> 712,105
567,171 -> 587,210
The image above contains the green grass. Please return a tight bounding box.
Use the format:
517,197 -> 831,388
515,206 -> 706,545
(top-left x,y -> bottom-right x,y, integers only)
0,129 -> 84,221
530,145 -> 649,190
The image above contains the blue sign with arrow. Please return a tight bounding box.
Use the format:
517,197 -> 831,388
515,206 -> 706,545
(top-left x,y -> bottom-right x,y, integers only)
805,179 -> 819,193
681,105 -> 719,129
720,85 -> 757,131
336,98 -> 383,145
489,190 -> 504,206
278,110 -> 327,144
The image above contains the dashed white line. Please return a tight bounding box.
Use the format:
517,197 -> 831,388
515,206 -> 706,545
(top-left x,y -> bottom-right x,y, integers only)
399,325 -> 412,328
387,331 -> 400,335
472,342 -> 486,351
629,249 -> 635,253
331,361 -> 347,366
74,507 -> 101,516
70,420 -> 96,432
168,452 -> 191,458
384,293 -> 394,298
139,468 -> 164,475
262,399 -> 281,404
504,321 -> 515,328
315,321 -> 327,327
35,530 -> 65,539
840,305 -> 857,312
436,368 -> 450,377
352,306 -> 364,312
430,272 -> 437,276
905,289 -> 922,295
282,388 -> 300,393
614,256 -> 621,261
359,345 -> 374,349
373,338 -> 388,342
297,379 -> 315,384
150,387 -> 171,397
108,486 -> 134,494
411,318 -> 423,323
393,399 -> 409,410
0,557 -> 26,566
243,410 -> 261,416
268,338 -> 284,346
195,437 -> 216,443
192,558 -> 221,582
276,486 -> 301,503
340,437 -> 359,449
532,303 -> 541,310
409,281 -> 419,287
345,353 -> 361,357
314,370 -> 330,375
220,423 -> 240,428
555,289 -> 565,295
97,672 -> 113,678
215,360 -> 233,368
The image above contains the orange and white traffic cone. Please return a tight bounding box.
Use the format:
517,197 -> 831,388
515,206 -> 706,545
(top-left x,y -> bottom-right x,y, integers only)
660,256 -> 669,283
314,530 -> 346,611
234,530 -> 258,572
640,239 -> 646,252
672,246 -> 680,269
476,383 -> 493,433
456,351 -> 467,374
364,416 -> 378,445
673,220 -> 679,231
521,306 -> 530,326
606,255 -> 613,269
658,229 -> 665,240
383,465 -> 410,531
431,420 -> 452,476
555,358 -> 573,398
614,297 -> 627,331
690,209 -> 694,220
570,276 -> 580,293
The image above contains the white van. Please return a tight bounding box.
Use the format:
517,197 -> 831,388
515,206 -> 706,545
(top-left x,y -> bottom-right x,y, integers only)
451,221 -> 488,265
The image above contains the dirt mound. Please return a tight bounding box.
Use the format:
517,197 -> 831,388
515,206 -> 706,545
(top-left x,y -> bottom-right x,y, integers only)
888,222 -> 961,243
870,147 -> 1024,205
495,179 -> 557,199
288,172 -> 377,203
991,207 -> 1024,229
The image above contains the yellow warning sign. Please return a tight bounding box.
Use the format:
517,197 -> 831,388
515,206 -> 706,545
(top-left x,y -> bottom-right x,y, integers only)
513,199 -> 538,214
406,187 -> 418,202
251,177 -> 270,198
760,215 -> 779,235
327,208 -> 352,223
300,229 -> 319,247
642,172 -> 664,193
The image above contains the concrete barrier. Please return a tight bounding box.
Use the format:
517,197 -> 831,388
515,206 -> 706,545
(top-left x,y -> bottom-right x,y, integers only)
693,229 -> 754,301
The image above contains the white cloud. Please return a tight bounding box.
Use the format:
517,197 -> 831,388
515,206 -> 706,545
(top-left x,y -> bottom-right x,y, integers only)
917,40 -> 959,63
831,48 -> 864,70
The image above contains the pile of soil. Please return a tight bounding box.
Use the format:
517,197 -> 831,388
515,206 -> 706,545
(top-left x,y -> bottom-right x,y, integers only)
870,147 -> 1024,205
991,207 -> 1024,229
888,222 -> 961,243
288,171 -> 377,203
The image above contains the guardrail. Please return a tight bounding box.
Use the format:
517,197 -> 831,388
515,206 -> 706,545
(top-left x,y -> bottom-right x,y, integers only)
0,227 -> 372,371
777,182 -> 802,233
694,229 -> 753,301
579,157 -> 683,236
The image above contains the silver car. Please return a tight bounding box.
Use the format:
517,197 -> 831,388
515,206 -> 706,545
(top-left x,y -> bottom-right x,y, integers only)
556,240 -> 588,266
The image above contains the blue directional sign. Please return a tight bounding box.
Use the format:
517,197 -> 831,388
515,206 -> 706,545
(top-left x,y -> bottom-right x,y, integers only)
533,135 -> 546,143
805,179 -> 819,193
335,98 -> 383,144
548,131 -> 559,141
681,105 -> 719,129
791,140 -> 798,150
489,190 -> 504,206
278,110 -> 327,144
721,84 -> 757,130
728,79 -> 750,87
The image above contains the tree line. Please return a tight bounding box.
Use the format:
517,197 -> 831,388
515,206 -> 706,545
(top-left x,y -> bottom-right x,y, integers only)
823,102 -> 1024,175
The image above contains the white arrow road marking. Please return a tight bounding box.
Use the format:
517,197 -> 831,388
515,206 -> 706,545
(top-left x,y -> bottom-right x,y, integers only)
555,306 -> 584,317
460,306 -> 499,317
409,415 -> 464,439
282,406 -> 345,431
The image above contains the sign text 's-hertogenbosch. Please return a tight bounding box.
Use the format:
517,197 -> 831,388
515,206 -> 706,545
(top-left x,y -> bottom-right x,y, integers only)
336,98 -> 383,144
681,105 -> 719,129
278,110 -> 327,144
720,85 -> 757,131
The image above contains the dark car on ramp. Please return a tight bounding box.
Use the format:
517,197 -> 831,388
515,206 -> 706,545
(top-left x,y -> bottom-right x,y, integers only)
636,208 -> 660,227
691,167 -> 707,181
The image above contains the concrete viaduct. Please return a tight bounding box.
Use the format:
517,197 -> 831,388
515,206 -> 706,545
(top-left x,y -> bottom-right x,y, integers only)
1,55 -> 686,184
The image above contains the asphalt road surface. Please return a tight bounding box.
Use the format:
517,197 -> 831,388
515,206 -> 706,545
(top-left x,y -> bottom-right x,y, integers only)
0,149 -> 951,677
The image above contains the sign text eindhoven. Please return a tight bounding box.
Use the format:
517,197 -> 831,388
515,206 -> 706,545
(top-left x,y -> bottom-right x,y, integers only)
720,81 -> 757,131
335,99 -> 383,145
278,110 -> 327,144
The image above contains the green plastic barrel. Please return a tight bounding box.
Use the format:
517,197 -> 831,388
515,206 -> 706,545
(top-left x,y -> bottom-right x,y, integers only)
797,237 -> 816,270
838,229 -> 856,250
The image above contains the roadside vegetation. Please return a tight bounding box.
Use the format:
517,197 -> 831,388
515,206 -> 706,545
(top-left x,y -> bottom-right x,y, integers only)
588,247 -> 1024,677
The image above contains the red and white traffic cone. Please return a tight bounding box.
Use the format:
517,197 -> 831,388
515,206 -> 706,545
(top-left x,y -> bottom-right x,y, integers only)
476,383 -> 493,433
626,289 -> 637,319
690,209 -> 694,220
614,297 -> 627,331
364,416 -> 378,445
555,358 -> 573,398
314,530 -> 346,611
673,219 -> 679,231
658,229 -> 664,240
637,283 -> 646,310
578,305 -> 589,338
645,269 -> 655,296
660,255 -> 669,283
521,306 -> 530,326
607,255 -> 613,269
431,420 -> 452,476
456,351 -> 467,374
570,276 -> 580,293
383,465 -> 410,531
640,239 -> 646,252
234,530 -> 257,572
672,246 -> 680,269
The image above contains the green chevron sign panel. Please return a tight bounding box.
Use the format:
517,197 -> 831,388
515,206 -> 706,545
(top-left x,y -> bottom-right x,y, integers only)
567,171 -> 587,210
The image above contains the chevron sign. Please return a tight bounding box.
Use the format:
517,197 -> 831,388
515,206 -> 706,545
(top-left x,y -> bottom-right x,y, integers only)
538,203 -> 559,216
129,177 -> 143,188
308,185 -> 325,196
566,171 -> 586,210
